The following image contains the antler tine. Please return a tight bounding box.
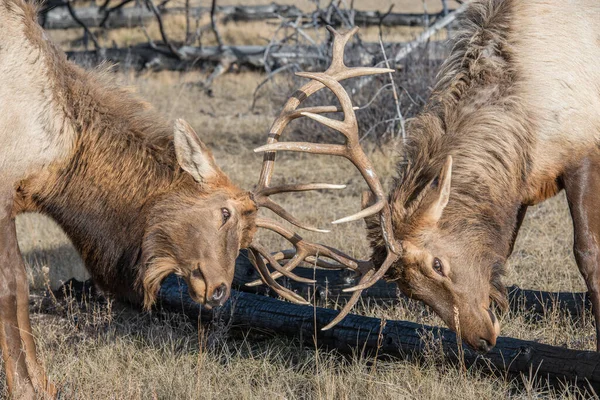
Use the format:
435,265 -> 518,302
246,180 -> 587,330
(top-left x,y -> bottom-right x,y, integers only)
248,25 -> 402,330
249,243 -> 316,284
246,217 -> 371,287
321,269 -> 375,331
248,247 -> 310,305
322,250 -> 399,330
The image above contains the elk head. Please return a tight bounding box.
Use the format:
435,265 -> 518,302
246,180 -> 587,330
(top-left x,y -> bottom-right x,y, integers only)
141,119 -> 257,309
364,155 -> 504,353
246,26 -> 502,353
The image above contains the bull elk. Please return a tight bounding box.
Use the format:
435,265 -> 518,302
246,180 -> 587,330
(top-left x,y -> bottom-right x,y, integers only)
250,0 -> 600,355
0,0 -> 263,396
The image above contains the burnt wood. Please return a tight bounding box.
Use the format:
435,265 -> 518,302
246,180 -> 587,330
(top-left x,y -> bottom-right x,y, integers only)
156,274 -> 600,392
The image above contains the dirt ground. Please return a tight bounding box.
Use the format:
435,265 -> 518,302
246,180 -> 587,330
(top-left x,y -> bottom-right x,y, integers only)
8,1 -> 598,398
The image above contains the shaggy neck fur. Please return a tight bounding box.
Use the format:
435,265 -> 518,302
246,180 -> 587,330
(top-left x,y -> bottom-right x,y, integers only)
14,14 -> 193,302
375,0 -> 533,294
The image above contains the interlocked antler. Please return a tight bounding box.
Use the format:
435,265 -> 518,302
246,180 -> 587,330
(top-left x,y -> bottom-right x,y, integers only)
249,26 -> 400,330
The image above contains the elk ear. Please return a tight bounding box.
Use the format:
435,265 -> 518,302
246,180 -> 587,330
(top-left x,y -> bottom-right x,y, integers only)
422,155 -> 453,225
173,119 -> 220,183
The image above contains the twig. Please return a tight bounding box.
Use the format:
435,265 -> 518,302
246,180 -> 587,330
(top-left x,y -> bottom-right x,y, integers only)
355,83 -> 392,110
441,0 -> 449,16
359,118 -> 401,142
378,19 -> 405,140
99,0 -> 135,28
145,0 -> 183,60
250,63 -> 300,111
394,0 -> 472,62
184,0 -> 191,44
210,0 -> 223,50
202,60 -> 232,94
66,0 -> 101,51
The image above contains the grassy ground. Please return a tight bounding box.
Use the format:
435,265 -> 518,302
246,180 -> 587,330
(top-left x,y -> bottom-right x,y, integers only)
10,2 -> 597,398
14,70 -> 595,399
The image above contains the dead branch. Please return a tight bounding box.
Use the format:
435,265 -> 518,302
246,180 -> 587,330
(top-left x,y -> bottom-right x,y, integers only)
209,0 -> 224,50
394,0 -> 471,62
155,274 -> 600,392
43,4 -> 154,29
66,0 -> 102,50
41,4 -> 455,30
99,0 -> 135,28
144,0 -> 183,59
66,41 -> 439,71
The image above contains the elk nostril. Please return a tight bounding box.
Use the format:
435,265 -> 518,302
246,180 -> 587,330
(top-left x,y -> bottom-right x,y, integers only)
211,284 -> 227,302
477,338 -> 492,353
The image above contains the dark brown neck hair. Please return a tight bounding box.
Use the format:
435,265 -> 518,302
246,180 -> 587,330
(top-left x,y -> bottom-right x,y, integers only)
18,49 -> 194,302
393,0 -> 532,254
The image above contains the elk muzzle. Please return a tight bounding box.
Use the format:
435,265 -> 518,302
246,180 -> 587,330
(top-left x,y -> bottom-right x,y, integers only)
187,269 -> 230,308
462,307 -> 500,353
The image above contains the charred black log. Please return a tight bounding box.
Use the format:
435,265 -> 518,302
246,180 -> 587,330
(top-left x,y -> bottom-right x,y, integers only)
157,274 -> 600,392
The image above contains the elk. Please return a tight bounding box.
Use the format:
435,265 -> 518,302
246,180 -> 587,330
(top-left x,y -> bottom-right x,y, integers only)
0,0 -> 263,396
250,0 -> 600,355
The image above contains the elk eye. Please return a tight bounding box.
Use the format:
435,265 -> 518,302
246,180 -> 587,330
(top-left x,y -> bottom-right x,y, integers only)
221,208 -> 231,224
433,257 -> 444,276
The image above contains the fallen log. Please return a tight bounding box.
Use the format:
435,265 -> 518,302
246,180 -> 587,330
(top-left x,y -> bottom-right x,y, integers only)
231,250 -> 591,317
157,274 -> 600,392
42,5 -> 155,30
41,4 -> 452,30
65,41 -> 448,71
66,43 -> 329,71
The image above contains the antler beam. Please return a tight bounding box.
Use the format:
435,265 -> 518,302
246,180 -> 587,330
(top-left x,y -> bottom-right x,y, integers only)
249,26 -> 401,330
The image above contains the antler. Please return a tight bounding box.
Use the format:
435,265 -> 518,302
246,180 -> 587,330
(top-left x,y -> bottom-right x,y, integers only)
249,26 -> 400,330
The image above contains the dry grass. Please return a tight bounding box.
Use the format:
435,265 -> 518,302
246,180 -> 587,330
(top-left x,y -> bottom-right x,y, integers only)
12,6 -> 597,396
12,68 -> 596,399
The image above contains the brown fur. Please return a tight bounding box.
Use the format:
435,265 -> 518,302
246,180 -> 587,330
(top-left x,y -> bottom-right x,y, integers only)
11,7 -> 258,306
0,0 -> 257,394
369,0 -> 600,352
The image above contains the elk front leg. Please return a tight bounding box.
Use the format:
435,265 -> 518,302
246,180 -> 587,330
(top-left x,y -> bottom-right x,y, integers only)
15,237 -> 56,397
0,192 -> 35,398
564,156 -> 600,351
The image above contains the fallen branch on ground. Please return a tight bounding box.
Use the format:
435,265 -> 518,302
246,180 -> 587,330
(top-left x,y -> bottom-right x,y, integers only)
156,274 -> 600,392
394,0 -> 471,62
65,41 -> 448,71
41,4 -> 454,30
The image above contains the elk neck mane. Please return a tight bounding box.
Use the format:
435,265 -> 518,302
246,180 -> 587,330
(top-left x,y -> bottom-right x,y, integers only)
10,0 -> 211,303
394,0 -> 532,249
374,0 -> 535,304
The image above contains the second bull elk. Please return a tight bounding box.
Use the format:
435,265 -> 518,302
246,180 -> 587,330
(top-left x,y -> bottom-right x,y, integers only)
251,0 -> 600,354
